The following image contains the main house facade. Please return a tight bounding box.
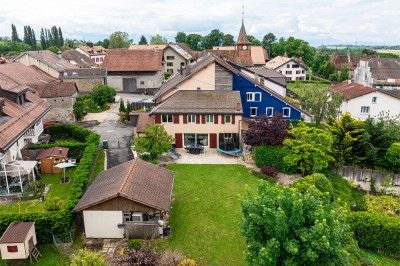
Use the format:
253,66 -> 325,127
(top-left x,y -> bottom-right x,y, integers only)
265,55 -> 308,81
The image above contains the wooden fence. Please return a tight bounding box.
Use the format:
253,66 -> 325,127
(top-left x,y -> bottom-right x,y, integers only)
332,166 -> 400,194
124,221 -> 160,240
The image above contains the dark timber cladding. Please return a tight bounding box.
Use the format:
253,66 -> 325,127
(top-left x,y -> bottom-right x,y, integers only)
215,63 -> 233,90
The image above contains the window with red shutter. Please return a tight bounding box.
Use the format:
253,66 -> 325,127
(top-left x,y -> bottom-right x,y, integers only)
7,246 -> 18,252
183,115 -> 187,124
201,115 -> 206,124
155,114 -> 161,124
214,115 -> 218,124
173,115 -> 180,124
196,115 -> 200,124
221,115 -> 225,124
232,115 -> 235,124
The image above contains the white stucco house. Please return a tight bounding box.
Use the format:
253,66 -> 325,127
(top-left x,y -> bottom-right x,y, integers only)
265,55 -> 308,81
329,81 -> 400,120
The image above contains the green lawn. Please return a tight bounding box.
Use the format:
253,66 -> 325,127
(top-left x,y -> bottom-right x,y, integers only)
287,81 -> 330,97
361,249 -> 400,266
160,164 -> 261,266
1,170 -> 75,214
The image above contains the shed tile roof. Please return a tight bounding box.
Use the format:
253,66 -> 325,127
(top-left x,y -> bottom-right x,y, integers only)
0,91 -> 51,151
0,222 -> 34,243
61,50 -> 97,68
128,44 -> 167,50
151,90 -> 242,115
212,46 -> 268,65
381,89 -> 400,99
36,146 -> 69,159
328,82 -> 376,100
14,50 -> 76,72
210,49 -> 253,67
74,159 -> 174,212
30,82 -> 78,98
103,49 -> 163,72
367,58 -> 400,80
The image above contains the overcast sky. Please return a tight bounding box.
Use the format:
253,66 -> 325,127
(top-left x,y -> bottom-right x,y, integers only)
1,0 -> 398,46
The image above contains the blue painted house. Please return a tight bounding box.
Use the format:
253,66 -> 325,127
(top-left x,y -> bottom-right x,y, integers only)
232,73 -> 302,120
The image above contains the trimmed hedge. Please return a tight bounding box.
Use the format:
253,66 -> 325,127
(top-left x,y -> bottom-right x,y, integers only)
29,142 -> 88,159
253,145 -> 296,174
0,124 -> 99,243
348,212 -> 400,258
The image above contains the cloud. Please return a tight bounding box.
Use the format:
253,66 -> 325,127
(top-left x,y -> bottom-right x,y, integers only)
0,0 -> 398,45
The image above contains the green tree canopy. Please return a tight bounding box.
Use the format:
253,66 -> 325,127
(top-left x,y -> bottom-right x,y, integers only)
283,123 -> 334,175
0,40 -> 31,55
89,84 -> 116,107
385,142 -> 400,173
262,33 -> 276,59
272,36 -> 316,66
138,35 -> 148,45
11,24 -> 20,42
150,34 -> 168,45
202,29 -> 224,49
95,38 -> 110,49
109,31 -> 130,48
338,63 -> 350,82
247,35 -> 261,46
70,249 -> 107,266
328,113 -> 365,166
175,32 -> 186,43
222,34 -> 235,46
133,125 -> 174,160
240,183 -> 355,266
300,86 -> 344,125
184,33 -> 203,51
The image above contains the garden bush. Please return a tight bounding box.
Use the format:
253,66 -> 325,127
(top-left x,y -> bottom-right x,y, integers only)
251,170 -> 277,183
127,239 -> 142,251
70,248 -> 107,266
260,165 -> 277,177
348,212 -> 400,257
364,195 -> 400,216
292,173 -> 333,198
253,145 -> 295,174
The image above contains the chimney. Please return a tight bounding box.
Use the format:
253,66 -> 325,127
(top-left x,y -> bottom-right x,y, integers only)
59,149 -> 62,155
236,102 -> 241,111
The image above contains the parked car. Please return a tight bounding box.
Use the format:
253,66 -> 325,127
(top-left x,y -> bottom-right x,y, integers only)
44,121 -> 61,131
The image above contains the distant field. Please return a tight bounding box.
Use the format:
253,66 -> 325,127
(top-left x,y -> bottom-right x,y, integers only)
377,49 -> 400,55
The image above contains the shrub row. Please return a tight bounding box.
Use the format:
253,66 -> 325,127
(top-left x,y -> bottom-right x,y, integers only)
251,170 -> 277,184
0,125 -> 100,243
253,145 -> 296,174
348,212 -> 400,258
48,124 -> 99,144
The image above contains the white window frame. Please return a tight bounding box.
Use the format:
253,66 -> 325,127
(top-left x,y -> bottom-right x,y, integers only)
225,115 -> 232,124
250,107 -> 257,117
266,107 -> 274,117
188,114 -> 196,123
206,114 -> 214,123
372,97 -> 377,104
361,106 -> 370,114
162,114 -> 173,123
283,107 -> 291,117
246,92 -> 261,102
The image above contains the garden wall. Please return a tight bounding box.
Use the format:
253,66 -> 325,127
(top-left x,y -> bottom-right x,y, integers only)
333,166 -> 400,194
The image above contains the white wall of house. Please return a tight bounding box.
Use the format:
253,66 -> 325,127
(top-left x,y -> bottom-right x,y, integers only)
353,60 -> 372,87
107,70 -> 164,92
241,69 -> 286,97
164,47 -> 187,74
274,61 -> 307,81
0,225 -> 36,260
83,210 -> 124,238
339,91 -> 400,121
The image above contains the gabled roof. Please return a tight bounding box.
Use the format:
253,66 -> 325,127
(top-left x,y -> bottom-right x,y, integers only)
212,46 -> 268,65
30,82 -> 78,98
13,50 -> 76,72
328,82 -> 376,100
0,222 -> 34,244
151,90 -> 242,115
380,89 -> 400,99
210,49 -> 253,67
129,44 -> 167,50
265,56 -> 308,70
331,53 -> 377,71
77,45 -> 107,55
62,68 -> 107,78
166,44 -> 193,60
61,50 -> 97,68
0,62 -> 56,86
103,49 -> 163,72
133,113 -> 154,133
367,58 -> 400,80
74,159 -> 174,212
0,91 -> 51,151
36,146 -> 69,159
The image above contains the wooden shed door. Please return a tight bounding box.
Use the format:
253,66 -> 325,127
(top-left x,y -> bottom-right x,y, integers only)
210,133 -> 217,148
28,236 -> 34,251
175,133 -> 183,148
123,78 -> 137,92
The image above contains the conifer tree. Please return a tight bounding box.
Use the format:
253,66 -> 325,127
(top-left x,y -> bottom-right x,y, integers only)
40,28 -> 47,49
11,24 -> 19,42
58,27 -> 64,47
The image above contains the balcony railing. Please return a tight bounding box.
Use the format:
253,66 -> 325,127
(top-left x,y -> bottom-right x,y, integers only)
24,120 -> 44,138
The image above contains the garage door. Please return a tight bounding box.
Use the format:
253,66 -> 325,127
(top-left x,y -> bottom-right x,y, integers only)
123,78 -> 137,92
83,211 -> 124,238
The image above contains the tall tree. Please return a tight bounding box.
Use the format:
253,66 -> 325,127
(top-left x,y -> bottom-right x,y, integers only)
150,34 -> 168,45
271,36 -> 315,66
222,34 -> 235,46
300,87 -> 344,125
283,123 -> 334,175
241,183 -> 355,266
11,24 -> 19,42
133,125 -> 174,160
338,64 -> 350,82
262,33 -> 276,59
109,31 -> 130,48
138,35 -> 148,45
184,33 -> 203,51
247,35 -> 261,46
202,29 -> 224,49
58,27 -> 64,47
50,26 -> 59,47
40,28 -> 47,49
175,32 -> 186,43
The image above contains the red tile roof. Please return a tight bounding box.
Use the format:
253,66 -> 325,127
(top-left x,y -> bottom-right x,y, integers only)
103,49 -> 163,72
0,62 -> 56,86
0,222 -> 34,243
328,82 -> 376,100
74,159 -> 174,212
61,50 -> 97,68
36,146 -> 69,159
14,50 -> 76,72
0,91 -> 51,151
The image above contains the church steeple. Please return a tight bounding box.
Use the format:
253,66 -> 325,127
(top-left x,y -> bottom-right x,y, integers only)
236,6 -> 251,52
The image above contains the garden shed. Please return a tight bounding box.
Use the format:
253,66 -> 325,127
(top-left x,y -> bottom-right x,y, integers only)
0,222 -> 40,262
74,159 -> 174,239
36,146 -> 69,174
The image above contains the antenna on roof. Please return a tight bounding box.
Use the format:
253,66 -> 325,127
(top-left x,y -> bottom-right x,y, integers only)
242,2 -> 245,23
